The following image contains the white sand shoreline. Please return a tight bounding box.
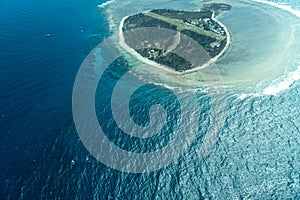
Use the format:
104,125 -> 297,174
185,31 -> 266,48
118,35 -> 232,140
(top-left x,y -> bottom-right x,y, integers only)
118,12 -> 181,75
118,10 -> 232,75
182,11 -> 232,74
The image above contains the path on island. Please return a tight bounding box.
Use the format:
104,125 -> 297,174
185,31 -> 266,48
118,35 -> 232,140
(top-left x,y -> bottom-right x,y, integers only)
119,10 -> 231,74
163,31 -> 181,56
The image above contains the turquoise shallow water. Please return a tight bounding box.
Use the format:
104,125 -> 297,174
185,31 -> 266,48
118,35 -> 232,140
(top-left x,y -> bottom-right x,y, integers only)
105,0 -> 300,93
2,0 -> 300,199
89,0 -> 300,198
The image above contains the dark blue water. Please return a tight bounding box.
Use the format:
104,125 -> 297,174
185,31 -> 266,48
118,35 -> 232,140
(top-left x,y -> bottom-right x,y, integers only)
0,0 -> 212,198
1,1 -> 203,199
2,0 -> 300,199
0,0 -> 111,198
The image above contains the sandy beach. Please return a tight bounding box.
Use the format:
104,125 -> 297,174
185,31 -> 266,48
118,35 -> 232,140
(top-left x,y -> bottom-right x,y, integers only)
118,10 -> 232,75
118,13 -> 182,75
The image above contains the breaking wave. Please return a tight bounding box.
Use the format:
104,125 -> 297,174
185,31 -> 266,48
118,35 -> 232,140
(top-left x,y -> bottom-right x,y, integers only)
98,0 -> 116,9
251,0 -> 300,96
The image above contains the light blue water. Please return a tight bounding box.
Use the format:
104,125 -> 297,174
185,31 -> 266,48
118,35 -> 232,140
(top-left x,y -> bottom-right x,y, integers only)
1,0 -> 300,199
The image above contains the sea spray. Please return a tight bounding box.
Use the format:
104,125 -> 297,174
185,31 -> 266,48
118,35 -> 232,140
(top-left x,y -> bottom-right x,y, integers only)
98,0 -> 116,9
251,0 -> 300,95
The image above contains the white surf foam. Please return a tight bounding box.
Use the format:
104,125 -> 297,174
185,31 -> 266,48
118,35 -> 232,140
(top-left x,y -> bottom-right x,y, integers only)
252,0 -> 300,18
263,65 -> 300,95
237,92 -> 262,100
97,0 -> 116,9
250,0 -> 300,96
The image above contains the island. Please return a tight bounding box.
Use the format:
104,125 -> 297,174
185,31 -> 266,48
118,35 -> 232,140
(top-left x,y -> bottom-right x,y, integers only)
119,3 -> 232,73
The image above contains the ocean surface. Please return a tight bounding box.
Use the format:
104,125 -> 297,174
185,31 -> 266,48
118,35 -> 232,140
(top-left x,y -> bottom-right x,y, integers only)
1,0 -> 300,199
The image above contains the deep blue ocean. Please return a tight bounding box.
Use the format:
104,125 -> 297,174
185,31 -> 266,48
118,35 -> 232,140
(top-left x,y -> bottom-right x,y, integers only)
0,0 -> 111,198
2,0 -> 300,199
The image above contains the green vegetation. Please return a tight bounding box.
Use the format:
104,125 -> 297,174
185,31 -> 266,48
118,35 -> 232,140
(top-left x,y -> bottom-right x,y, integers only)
137,48 -> 193,71
151,9 -> 213,20
144,12 -> 219,38
181,29 -> 227,57
203,3 -> 232,16
122,4 -> 231,72
123,13 -> 177,31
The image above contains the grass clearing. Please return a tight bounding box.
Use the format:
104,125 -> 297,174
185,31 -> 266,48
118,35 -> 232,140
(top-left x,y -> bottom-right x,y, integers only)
145,12 -> 219,38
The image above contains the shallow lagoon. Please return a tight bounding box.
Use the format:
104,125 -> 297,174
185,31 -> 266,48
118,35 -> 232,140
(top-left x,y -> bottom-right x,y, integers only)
79,1 -> 300,198
3,0 -> 300,198
104,0 -> 300,95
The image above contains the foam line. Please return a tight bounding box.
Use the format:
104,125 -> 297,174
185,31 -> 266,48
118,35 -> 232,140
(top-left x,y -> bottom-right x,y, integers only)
263,66 -> 300,95
252,0 -> 300,18
251,0 -> 300,95
97,0 -> 116,9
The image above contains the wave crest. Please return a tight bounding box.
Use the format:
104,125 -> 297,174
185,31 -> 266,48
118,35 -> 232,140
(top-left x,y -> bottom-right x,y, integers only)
98,0 -> 116,9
